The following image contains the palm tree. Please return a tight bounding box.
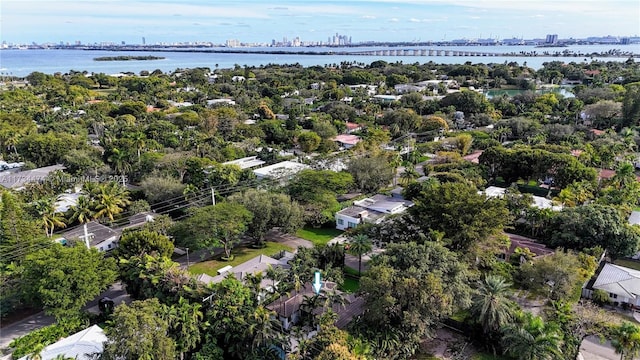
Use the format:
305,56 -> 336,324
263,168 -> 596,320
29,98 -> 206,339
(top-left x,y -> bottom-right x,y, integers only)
390,152 -> 403,185
501,312 -> 563,360
93,182 -> 131,222
470,275 -> 515,336
245,306 -> 283,352
612,162 -> 636,189
128,132 -> 147,163
611,322 -> 640,360
33,197 -> 66,237
400,163 -> 419,186
69,195 -> 95,225
265,265 -> 287,294
107,148 -> 131,186
347,234 -> 372,276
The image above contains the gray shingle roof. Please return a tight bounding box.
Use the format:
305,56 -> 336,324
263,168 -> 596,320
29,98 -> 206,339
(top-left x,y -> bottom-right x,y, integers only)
593,263 -> 640,299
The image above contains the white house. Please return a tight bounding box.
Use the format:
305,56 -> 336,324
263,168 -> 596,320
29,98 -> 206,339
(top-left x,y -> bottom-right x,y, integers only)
252,161 -> 310,180
222,156 -> 266,170
482,186 -> 563,211
335,194 -> 414,230
206,98 -> 236,106
61,221 -> 120,252
18,325 -> 107,360
195,253 -> 293,292
583,263 -> 640,308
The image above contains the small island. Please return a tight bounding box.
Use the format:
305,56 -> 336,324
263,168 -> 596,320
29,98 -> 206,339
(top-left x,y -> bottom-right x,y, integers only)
93,55 -> 165,61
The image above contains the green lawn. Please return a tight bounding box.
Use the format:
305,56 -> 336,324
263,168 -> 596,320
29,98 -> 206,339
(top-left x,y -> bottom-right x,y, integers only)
340,276 -> 360,293
614,258 -> 640,271
295,226 -> 343,247
344,266 -> 364,277
188,242 -> 292,276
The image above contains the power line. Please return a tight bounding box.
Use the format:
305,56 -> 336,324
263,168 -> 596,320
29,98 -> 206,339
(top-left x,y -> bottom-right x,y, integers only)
3,132 -> 411,263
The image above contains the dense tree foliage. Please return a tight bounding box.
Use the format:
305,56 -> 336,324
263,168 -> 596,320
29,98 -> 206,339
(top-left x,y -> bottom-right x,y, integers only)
357,242 -> 471,358
21,244 -> 117,320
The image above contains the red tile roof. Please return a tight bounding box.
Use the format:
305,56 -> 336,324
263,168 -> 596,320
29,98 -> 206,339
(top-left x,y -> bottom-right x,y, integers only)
463,150 -> 483,164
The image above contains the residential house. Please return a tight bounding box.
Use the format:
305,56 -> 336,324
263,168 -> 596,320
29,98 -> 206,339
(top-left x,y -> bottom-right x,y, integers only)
344,122 -> 362,134
310,82 -> 325,90
502,233 -> 554,263
206,98 -> 236,106
266,282 -> 365,330
124,211 -> 157,230
231,76 -> 246,82
335,194 -> 414,231
17,325 -> 107,360
332,134 -> 361,149
222,156 -> 266,170
195,253 -> 293,292
372,95 -> 401,104
394,84 -> 426,94
253,161 -> 310,180
0,164 -> 66,190
54,191 -> 82,213
482,186 -> 563,211
61,221 -> 121,252
347,84 -> 377,96
583,263 -> 640,308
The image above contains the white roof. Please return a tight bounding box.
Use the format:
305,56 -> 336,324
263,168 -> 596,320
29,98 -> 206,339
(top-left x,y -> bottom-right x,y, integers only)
54,192 -> 82,213
222,156 -> 266,170
19,325 -> 107,360
253,161 -> 310,179
353,194 -> 413,214
593,263 -> 640,299
482,186 -> 562,211
629,211 -> 640,226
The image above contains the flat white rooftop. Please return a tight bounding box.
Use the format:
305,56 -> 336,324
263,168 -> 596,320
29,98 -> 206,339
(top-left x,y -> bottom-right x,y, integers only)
253,161 -> 310,179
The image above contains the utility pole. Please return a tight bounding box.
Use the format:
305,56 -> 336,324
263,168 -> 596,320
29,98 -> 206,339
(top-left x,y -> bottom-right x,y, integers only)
82,223 -> 90,249
186,247 -> 190,267
211,188 -> 215,206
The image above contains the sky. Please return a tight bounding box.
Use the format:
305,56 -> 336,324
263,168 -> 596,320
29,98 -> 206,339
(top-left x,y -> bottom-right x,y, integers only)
2,0 -> 639,44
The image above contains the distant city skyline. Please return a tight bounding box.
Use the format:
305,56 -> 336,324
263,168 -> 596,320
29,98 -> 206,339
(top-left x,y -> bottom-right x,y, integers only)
2,0 -> 639,45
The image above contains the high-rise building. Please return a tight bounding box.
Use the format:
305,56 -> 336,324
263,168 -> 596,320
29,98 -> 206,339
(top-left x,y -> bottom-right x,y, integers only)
142,37 -> 146,45
545,34 -> 558,44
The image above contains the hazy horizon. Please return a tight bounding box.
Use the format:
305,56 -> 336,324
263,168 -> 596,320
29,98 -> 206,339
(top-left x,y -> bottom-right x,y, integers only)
2,0 -> 639,45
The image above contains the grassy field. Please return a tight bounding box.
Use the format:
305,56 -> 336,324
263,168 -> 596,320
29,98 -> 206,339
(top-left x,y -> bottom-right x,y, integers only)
340,276 -> 360,293
295,226 -> 343,247
188,242 -> 292,276
614,258 -> 640,271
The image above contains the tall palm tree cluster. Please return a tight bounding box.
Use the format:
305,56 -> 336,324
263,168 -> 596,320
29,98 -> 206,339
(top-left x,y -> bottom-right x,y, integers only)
32,181 -> 131,238
470,275 -> 563,359
469,275 -> 640,360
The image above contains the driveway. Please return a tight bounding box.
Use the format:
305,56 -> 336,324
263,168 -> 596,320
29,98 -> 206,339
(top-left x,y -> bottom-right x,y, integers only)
265,229 -> 313,250
0,282 -> 130,356
580,336 -> 619,360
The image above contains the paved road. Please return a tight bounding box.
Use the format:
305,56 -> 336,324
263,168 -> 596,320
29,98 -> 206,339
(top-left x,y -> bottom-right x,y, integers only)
580,336 -> 620,360
0,282 -> 130,355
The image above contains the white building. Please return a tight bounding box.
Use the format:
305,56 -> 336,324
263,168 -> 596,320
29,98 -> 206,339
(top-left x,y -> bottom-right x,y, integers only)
335,194 -> 414,230
18,325 -> 107,360
222,156 -> 266,170
583,263 -> 640,308
252,161 -> 310,180
482,186 -> 562,211
195,253 -> 293,292
61,221 -> 120,252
